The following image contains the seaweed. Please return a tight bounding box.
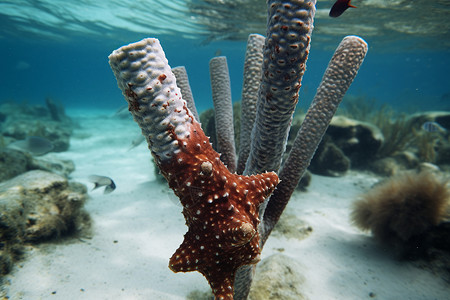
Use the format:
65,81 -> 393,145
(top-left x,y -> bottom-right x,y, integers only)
374,109 -> 417,158
413,128 -> 439,163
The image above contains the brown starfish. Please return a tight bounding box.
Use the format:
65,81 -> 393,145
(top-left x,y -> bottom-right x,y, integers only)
160,121 -> 279,299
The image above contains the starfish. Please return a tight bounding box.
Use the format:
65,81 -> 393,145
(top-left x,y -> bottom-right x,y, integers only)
160,121 -> 279,299
109,38 -> 279,300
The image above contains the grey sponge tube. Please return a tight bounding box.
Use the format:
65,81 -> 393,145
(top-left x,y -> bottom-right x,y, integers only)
262,35 -> 369,243
209,56 -> 237,173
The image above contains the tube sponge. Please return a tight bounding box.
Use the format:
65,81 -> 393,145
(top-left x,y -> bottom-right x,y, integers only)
351,171 -> 450,258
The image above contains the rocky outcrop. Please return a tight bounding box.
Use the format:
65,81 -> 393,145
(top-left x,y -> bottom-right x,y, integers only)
0,148 -> 75,182
0,170 -> 90,276
249,254 -> 308,300
0,100 -> 75,152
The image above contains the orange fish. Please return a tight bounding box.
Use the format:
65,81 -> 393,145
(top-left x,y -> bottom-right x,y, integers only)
329,0 -> 356,18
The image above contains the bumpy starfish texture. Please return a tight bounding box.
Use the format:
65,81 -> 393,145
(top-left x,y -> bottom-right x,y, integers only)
108,38 -> 279,300
165,121 -> 279,299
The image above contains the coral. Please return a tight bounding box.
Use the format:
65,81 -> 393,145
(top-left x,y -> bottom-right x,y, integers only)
237,34 -> 265,174
261,35 -> 368,245
351,171 -> 450,258
109,1 -> 368,298
244,0 -> 315,176
210,56 -> 236,172
172,66 -> 199,121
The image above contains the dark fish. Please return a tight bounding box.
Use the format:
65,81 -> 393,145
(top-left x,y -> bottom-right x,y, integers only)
7,136 -> 54,156
422,121 -> 447,133
88,175 -> 116,194
329,0 -> 356,18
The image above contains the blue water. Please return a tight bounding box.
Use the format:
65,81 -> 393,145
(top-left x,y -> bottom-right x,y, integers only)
1,2 -> 449,114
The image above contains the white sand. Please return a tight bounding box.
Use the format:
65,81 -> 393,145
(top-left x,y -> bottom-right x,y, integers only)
4,110 -> 449,300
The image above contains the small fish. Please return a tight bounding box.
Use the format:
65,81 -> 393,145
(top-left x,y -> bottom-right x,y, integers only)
127,134 -> 145,151
88,175 -> 116,194
7,136 -> 54,156
112,105 -> 131,119
329,0 -> 356,18
422,121 -> 447,133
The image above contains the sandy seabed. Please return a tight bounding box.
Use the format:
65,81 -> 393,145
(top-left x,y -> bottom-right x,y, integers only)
4,109 -> 450,300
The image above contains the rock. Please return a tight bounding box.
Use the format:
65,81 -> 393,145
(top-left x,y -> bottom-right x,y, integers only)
0,148 -> 76,182
369,157 -> 405,176
296,170 -> 311,192
186,290 -> 214,300
391,151 -> 420,169
407,111 -> 450,168
369,157 -> 400,176
369,151 -> 422,176
29,155 -> 75,177
46,97 -> 68,122
0,186 -> 28,275
0,170 -> 90,276
408,111 -> 450,131
326,116 -> 384,168
417,162 -> 441,174
272,214 -> 313,240
288,114 -> 382,175
436,144 -> 450,165
0,149 -> 30,182
249,254 -> 308,300
309,136 -> 350,176
187,254 -> 310,300
0,101 -> 74,152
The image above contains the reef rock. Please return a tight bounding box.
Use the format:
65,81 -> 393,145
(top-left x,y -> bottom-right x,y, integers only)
325,116 -> 384,168
272,213 -> 313,240
0,149 -> 30,182
249,254 -> 307,300
29,155 -> 76,178
309,135 -> 350,176
0,170 -> 90,275
0,148 -> 75,182
288,114 -> 382,176
0,101 -> 74,152
408,111 -> 450,167
369,151 -> 421,176
295,170 -> 311,192
408,111 -> 450,131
